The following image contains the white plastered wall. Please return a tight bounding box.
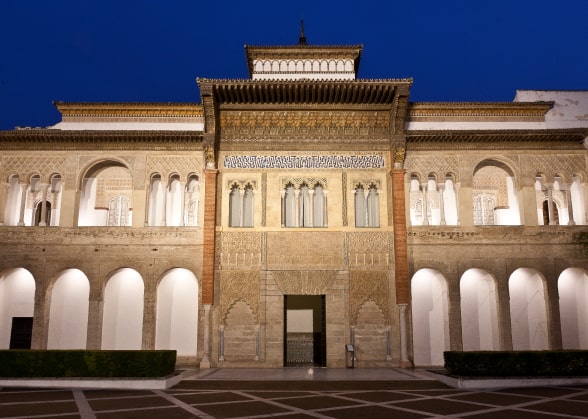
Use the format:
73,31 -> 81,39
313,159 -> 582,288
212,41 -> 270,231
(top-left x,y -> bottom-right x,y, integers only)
0,269 -> 35,348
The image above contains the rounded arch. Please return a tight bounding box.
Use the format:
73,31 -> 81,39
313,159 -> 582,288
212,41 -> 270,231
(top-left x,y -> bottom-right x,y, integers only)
411,268 -> 449,366
78,159 -> 133,227
558,268 -> 588,349
473,158 -> 521,225
47,269 -> 90,349
0,268 -> 36,349
473,157 -> 517,178
155,268 -> 199,356
509,268 -> 549,350
101,268 -> 144,350
78,158 -> 132,190
460,269 -> 500,351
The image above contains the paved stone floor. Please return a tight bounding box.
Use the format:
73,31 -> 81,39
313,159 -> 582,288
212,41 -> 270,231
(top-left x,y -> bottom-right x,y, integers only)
2,369 -> 588,418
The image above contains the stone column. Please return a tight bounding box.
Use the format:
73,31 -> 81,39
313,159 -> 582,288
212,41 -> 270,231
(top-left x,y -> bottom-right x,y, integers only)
17,183 -> 28,226
294,189 -> 300,227
323,190 -> 329,227
547,185 -> 556,225
308,189 -> 314,227
239,188 -> 245,227
201,304 -> 211,368
398,304 -> 410,367
218,325 -> 225,361
280,190 -> 286,227
438,183 -> 446,225
420,183 -> 429,226
38,183 -> 49,226
565,185 -> 575,225
160,181 -> 168,226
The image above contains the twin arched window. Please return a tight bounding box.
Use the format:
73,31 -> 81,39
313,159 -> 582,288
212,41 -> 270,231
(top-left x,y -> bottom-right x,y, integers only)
229,183 -> 254,227
354,184 -> 379,227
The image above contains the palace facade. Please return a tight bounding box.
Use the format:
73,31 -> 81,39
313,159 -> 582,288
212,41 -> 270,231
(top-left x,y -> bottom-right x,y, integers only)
1,38 -> 587,367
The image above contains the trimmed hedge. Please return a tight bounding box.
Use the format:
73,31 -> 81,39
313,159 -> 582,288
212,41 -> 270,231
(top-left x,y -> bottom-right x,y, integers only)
444,351 -> 588,377
0,350 -> 176,378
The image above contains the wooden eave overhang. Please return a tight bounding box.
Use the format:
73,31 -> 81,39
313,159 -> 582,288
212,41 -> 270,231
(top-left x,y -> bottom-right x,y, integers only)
53,102 -> 204,118
197,79 -> 412,106
244,44 -> 363,78
407,102 -> 553,120
406,128 -> 588,145
0,129 -> 204,150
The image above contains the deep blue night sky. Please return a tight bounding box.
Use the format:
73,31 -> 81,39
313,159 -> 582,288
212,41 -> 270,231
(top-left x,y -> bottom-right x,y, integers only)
1,0 -> 587,129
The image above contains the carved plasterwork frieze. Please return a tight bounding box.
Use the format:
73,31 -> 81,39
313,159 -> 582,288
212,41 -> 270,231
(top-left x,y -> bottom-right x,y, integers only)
350,271 -> 390,325
146,156 -> 203,179
272,270 -> 337,295
223,153 -> 386,170
523,154 -> 586,182
219,271 -> 259,323
405,155 -> 459,180
348,232 -> 391,267
2,156 -> 67,181
218,232 -> 262,268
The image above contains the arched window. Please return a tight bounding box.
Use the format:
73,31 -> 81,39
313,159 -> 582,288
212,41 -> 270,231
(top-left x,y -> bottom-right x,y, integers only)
184,175 -> 200,227
283,184 -> 296,227
34,201 -> 51,226
473,161 -> 520,226
228,183 -> 254,228
355,184 -> 379,227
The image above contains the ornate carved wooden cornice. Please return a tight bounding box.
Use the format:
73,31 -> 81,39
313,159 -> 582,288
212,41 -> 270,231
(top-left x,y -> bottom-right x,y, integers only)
407,102 -> 553,122
197,79 -> 412,106
53,102 -> 203,118
0,129 -> 204,150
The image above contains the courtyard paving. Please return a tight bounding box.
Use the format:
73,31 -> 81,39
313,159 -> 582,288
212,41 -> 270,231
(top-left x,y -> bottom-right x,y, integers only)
1,368 -> 588,418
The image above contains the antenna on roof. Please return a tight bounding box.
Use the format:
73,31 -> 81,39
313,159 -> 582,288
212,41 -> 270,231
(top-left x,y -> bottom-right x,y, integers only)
298,20 -> 307,45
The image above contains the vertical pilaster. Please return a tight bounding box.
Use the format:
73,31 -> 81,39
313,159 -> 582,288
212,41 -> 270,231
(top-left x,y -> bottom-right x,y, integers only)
17,183 -> 28,226
391,169 -> 409,305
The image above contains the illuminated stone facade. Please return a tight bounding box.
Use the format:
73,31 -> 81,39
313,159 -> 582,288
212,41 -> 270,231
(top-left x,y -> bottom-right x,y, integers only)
1,39 -> 587,368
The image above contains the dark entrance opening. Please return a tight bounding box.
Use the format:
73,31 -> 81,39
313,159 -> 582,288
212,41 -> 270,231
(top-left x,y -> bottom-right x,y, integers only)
284,295 -> 326,367
9,317 -> 33,349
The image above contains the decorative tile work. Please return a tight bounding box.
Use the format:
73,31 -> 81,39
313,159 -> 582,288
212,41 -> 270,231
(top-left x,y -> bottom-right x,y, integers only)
224,154 -> 385,169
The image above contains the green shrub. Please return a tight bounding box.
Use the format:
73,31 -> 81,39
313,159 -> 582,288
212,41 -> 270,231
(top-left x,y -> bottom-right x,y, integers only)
0,350 -> 176,378
444,351 -> 588,377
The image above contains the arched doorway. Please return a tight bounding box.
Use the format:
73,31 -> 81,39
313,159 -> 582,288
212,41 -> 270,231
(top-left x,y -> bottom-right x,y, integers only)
0,268 -> 35,349
155,269 -> 199,357
509,268 -> 549,350
460,269 -> 500,350
411,269 -> 449,366
558,268 -> 588,349
101,268 -> 144,350
47,269 -> 90,349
